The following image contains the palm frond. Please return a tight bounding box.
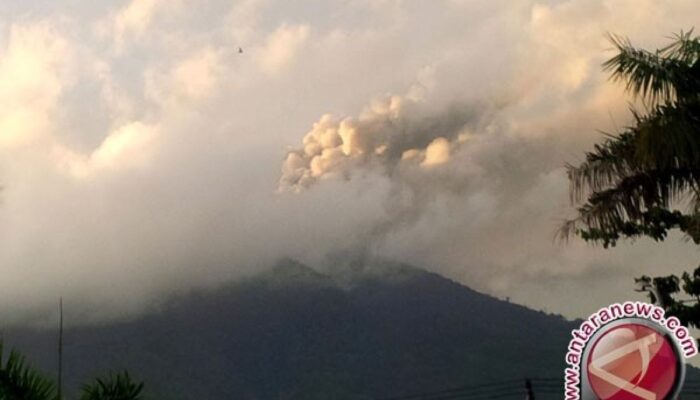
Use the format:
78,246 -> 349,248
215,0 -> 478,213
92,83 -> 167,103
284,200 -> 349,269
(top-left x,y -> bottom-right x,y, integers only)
561,164 -> 700,244
80,371 -> 144,400
604,33 -> 696,104
633,100 -> 700,168
660,29 -> 700,65
567,130 -> 636,203
565,32 -> 700,246
0,341 -> 56,400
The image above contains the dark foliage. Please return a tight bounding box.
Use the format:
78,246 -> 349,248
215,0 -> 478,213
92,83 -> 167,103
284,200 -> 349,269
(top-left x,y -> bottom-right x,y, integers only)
562,30 -> 700,327
0,341 -> 144,400
561,30 -> 700,247
80,372 -> 143,400
0,342 -> 55,400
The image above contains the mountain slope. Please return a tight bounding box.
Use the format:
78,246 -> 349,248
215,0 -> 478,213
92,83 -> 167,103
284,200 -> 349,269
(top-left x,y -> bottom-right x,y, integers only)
4,261 -> 574,399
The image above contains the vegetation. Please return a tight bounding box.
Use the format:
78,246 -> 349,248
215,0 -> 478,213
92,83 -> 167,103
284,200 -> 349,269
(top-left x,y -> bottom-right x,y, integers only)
80,372 -> 143,400
562,30 -> 700,326
0,342 -> 55,400
0,341 -> 144,400
634,268 -> 700,328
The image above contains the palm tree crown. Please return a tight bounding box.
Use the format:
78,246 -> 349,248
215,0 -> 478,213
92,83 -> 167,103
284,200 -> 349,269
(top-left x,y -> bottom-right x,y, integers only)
562,30 -> 700,247
80,372 -> 144,400
0,342 -> 55,400
0,340 -> 146,400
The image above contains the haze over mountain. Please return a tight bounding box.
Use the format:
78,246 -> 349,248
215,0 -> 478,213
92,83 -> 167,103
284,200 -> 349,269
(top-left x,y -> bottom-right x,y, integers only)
4,260 -> 574,400
3,2 -> 700,398
1,0 -> 700,323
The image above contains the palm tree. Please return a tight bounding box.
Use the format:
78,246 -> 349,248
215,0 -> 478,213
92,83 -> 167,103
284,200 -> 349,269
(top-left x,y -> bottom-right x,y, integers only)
562,30 -> 700,326
0,341 -> 55,400
0,340 -> 146,400
80,372 -> 144,400
562,30 -> 700,248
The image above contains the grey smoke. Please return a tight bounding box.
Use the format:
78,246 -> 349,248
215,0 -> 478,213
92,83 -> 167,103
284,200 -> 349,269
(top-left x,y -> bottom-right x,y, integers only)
2,0 -> 700,327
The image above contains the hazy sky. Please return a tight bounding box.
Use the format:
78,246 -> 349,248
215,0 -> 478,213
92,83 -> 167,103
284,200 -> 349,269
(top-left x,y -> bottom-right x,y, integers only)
1,0 -> 700,325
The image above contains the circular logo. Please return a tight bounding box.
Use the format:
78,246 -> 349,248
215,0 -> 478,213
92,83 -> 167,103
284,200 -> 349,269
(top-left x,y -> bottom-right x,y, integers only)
586,322 -> 682,400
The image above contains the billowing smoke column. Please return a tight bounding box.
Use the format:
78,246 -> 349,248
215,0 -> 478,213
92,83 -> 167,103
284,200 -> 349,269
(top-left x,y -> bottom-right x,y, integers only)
279,92 -> 480,191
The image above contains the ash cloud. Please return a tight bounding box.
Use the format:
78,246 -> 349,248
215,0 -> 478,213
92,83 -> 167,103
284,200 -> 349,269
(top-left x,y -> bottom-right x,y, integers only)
1,0 -> 700,325
279,90 -> 490,191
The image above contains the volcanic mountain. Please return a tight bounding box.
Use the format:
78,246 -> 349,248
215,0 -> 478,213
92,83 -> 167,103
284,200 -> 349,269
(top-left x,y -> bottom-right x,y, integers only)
4,260 -> 576,399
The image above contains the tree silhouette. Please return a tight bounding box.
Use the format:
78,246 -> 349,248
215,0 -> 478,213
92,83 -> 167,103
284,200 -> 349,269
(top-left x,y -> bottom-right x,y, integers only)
0,342 -> 55,400
562,30 -> 700,326
0,341 -> 145,400
80,372 -> 144,400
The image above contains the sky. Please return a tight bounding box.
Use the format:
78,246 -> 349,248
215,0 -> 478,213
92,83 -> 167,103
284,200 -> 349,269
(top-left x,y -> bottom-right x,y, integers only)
1,0 -> 700,326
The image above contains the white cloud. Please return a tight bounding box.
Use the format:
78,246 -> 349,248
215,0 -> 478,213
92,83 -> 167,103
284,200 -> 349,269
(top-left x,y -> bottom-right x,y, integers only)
146,47 -> 223,106
0,22 -> 73,150
111,0 -> 164,48
56,121 -> 159,178
2,0 -> 700,324
92,59 -> 136,122
226,0 -> 266,45
421,137 -> 451,167
256,24 -> 309,75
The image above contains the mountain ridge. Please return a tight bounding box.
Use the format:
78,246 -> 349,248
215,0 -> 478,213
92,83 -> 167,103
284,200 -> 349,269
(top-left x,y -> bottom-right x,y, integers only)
4,260 -> 579,399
